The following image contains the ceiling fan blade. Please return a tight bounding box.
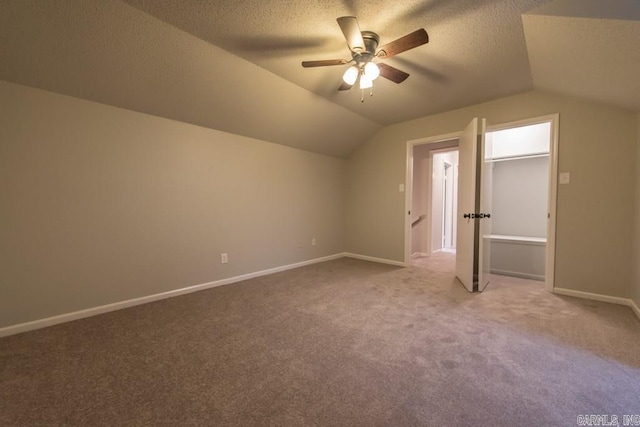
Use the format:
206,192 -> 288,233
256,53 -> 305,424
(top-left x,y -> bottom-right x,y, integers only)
378,63 -> 410,83
302,59 -> 349,67
337,16 -> 366,52
376,29 -> 429,59
338,81 -> 353,91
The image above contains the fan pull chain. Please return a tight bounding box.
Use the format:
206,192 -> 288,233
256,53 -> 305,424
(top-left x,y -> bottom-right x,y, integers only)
360,87 -> 374,103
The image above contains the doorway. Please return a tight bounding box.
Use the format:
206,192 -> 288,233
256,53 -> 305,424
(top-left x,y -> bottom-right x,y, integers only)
432,150 -> 459,254
485,122 -> 551,282
443,161 -> 454,250
404,114 -> 559,292
409,139 -> 459,259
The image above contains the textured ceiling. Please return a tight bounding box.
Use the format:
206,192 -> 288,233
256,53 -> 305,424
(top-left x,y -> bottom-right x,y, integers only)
123,0 -> 549,125
0,0 -> 638,158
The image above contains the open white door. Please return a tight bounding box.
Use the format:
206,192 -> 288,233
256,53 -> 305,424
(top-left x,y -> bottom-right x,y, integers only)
455,118 -> 491,292
455,118 -> 479,292
478,120 -> 492,292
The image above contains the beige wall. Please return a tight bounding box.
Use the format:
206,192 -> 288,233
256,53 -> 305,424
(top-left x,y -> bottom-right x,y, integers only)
411,145 -> 431,255
346,90 -> 637,299
0,81 -> 346,328
634,113 -> 640,304
2,82 -> 637,330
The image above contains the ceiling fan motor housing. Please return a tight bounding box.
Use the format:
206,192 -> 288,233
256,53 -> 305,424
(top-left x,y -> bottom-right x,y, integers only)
353,31 -> 380,64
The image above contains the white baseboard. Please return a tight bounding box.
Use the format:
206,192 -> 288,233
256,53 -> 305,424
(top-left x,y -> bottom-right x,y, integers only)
490,269 -> 545,282
435,248 -> 456,254
411,252 -> 429,259
7,256 -> 633,339
554,287 -> 640,320
631,299 -> 640,320
343,252 -> 406,267
0,253 -> 345,338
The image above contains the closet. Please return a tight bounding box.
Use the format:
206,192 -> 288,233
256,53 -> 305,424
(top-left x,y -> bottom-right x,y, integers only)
486,122 -> 550,281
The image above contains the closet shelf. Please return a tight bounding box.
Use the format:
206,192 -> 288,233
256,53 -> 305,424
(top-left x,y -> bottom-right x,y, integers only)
486,152 -> 549,163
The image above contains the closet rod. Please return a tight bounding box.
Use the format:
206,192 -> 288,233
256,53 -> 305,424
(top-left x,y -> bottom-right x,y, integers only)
487,153 -> 549,163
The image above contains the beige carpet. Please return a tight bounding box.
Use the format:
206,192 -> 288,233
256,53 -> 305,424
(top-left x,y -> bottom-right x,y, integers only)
1,255 -> 639,425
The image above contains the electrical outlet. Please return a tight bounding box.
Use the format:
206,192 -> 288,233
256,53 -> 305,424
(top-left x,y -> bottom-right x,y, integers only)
312,238 -> 317,246
220,253 -> 228,264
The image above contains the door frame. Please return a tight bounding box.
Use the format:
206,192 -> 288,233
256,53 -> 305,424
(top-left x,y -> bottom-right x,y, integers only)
404,113 -> 559,292
442,160 -> 452,250
431,149 -> 459,254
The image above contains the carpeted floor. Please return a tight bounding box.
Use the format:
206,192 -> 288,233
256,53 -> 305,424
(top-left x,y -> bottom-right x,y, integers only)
1,254 -> 639,426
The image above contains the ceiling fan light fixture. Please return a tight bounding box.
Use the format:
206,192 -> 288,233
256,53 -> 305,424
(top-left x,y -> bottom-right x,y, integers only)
342,66 -> 359,85
359,74 -> 373,89
364,62 -> 380,80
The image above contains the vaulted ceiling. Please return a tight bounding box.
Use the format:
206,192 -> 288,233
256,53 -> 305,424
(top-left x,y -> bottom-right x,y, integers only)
1,0 -> 638,157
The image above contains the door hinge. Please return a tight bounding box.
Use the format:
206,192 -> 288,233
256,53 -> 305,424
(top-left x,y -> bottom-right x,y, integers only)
463,213 -> 491,219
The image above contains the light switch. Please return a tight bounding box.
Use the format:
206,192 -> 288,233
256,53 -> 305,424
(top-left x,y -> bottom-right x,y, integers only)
559,172 -> 570,185
399,184 -> 405,192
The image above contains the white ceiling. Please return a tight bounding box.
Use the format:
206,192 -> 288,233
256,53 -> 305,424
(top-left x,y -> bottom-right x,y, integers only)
0,0 -> 638,157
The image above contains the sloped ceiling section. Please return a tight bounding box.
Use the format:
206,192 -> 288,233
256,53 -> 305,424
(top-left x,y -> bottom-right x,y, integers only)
523,0 -> 640,112
1,0 -> 638,159
0,0 -> 380,157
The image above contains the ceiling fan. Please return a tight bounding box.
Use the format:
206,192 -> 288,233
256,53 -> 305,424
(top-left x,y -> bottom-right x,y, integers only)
302,16 -> 429,100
